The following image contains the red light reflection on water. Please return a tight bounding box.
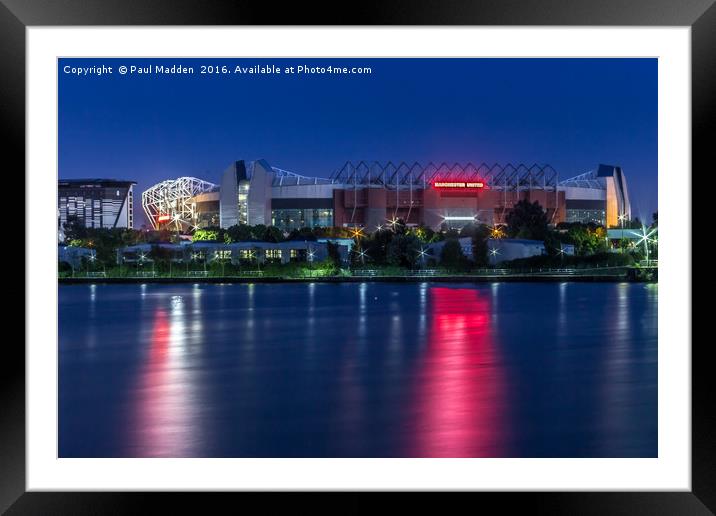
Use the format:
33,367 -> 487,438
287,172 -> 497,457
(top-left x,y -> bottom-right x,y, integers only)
129,306 -> 197,457
410,287 -> 508,457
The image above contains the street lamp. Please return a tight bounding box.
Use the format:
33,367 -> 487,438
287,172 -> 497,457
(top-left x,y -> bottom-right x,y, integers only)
635,225 -> 657,266
138,252 -> 146,277
307,249 -> 315,276
89,253 -> 96,274
490,225 -> 505,239
617,213 -> 627,252
221,246 -> 227,277
417,247 -> 427,267
489,247 -> 500,268
557,243 -> 566,265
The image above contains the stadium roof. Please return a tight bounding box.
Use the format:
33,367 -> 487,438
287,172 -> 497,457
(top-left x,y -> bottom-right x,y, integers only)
558,170 -> 606,189
59,179 -> 137,187
326,161 -> 559,189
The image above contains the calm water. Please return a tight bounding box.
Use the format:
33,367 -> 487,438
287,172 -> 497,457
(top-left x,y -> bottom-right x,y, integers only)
59,282 -> 657,458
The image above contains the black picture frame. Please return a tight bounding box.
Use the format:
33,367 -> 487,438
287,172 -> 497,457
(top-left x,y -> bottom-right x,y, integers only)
3,0 -> 708,512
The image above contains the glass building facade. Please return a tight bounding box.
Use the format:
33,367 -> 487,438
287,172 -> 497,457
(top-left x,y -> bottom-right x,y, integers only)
565,208 -> 606,225
58,179 -> 136,230
271,208 -> 333,232
564,199 -> 607,225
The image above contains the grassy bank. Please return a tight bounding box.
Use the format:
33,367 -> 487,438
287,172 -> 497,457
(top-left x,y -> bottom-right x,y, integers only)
58,265 -> 657,284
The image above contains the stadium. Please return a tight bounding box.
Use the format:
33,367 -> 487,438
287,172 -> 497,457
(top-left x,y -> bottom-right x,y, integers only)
140,159 -> 632,232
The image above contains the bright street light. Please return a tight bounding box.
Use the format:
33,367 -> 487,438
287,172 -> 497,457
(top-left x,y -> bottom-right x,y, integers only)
490,225 -> 506,239
634,225 -> 657,265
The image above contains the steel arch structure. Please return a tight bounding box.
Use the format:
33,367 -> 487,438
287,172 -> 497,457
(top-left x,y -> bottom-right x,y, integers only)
142,177 -> 218,230
270,167 -> 338,187
558,170 -> 606,189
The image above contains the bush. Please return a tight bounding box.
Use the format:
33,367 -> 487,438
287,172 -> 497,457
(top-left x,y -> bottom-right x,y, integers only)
440,239 -> 470,271
503,251 -> 636,269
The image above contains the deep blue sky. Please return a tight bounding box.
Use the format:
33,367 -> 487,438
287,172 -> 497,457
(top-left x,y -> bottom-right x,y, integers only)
59,58 -> 657,225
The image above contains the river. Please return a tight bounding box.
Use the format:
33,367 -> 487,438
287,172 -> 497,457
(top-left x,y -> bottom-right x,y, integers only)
59,281 -> 657,457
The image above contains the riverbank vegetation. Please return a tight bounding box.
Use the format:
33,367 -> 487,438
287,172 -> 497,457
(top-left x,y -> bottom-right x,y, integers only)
60,202 -> 657,277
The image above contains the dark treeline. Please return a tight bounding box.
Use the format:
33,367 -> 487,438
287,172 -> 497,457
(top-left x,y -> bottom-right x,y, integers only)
61,202 -> 657,270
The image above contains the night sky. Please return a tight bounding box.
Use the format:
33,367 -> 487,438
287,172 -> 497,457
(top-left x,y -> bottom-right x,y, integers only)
59,58 -> 657,226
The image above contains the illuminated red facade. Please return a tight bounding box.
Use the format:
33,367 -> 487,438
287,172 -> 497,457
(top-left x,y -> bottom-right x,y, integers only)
333,184 -> 566,229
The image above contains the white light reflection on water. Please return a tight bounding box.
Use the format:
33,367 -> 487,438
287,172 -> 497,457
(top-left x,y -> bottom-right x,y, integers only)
598,282 -> 637,455
358,282 -> 367,341
490,282 -> 499,326
130,292 -> 203,457
241,284 -> 256,365
85,284 -> 97,351
307,282 -> 317,345
557,281 -> 568,338
386,290 -> 404,366
418,282 -> 427,340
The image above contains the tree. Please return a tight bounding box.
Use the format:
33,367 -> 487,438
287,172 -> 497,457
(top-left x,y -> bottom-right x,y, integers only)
62,216 -> 88,241
444,227 -> 460,239
440,239 -> 467,269
471,225 -> 490,266
386,233 -> 422,267
506,199 -> 549,240
361,227 -> 394,264
225,224 -> 253,242
411,224 -> 436,244
565,223 -> 607,256
263,225 -> 283,243
326,241 -> 342,270
251,224 -> 267,241
459,223 -> 479,238
149,244 -> 173,273
543,229 -> 569,257
287,227 -> 318,241
146,228 -> 174,243
192,229 -> 219,242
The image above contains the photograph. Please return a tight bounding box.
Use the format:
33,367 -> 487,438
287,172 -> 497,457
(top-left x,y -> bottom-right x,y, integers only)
56,57 -> 659,459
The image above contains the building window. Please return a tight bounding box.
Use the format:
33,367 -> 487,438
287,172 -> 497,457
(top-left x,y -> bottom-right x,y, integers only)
289,248 -> 307,262
566,209 -> 606,225
265,249 -> 282,260
271,208 -> 333,231
237,182 -> 250,225
239,249 -> 254,260
214,250 -> 231,260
